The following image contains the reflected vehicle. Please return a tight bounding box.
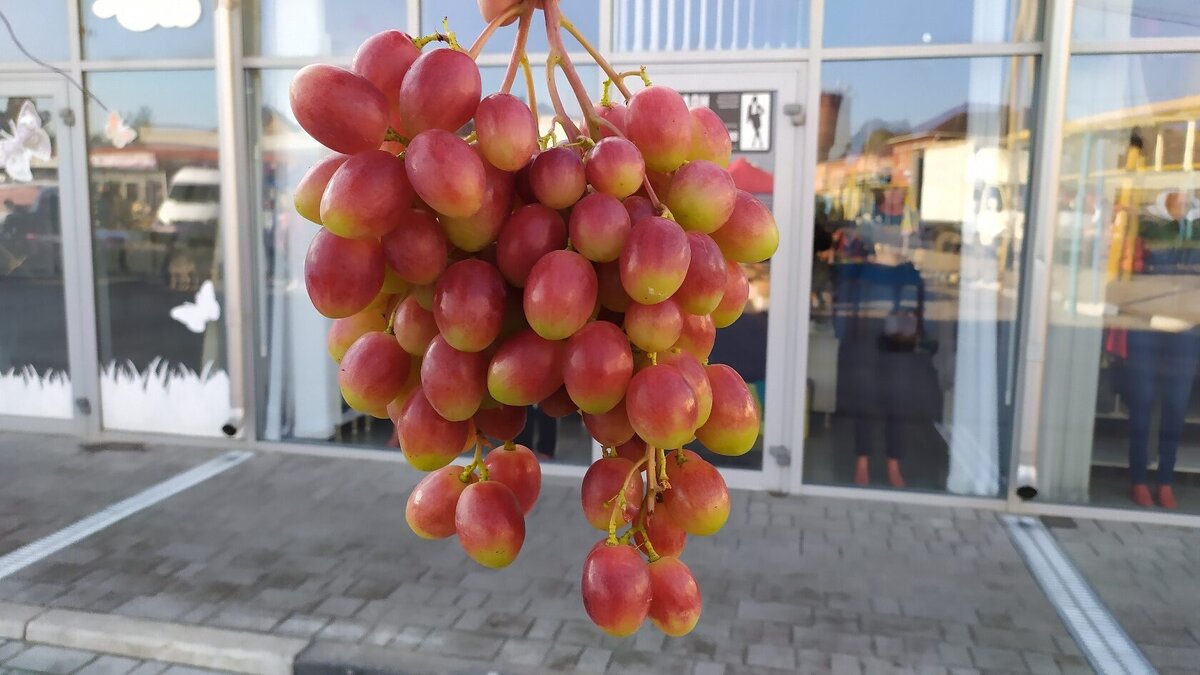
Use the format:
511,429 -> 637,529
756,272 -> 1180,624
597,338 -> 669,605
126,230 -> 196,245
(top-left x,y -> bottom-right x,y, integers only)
153,167 -> 220,241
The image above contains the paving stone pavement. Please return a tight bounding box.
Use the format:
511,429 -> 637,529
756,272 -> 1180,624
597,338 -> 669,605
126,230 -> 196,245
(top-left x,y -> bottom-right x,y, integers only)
0,638 -> 236,674
0,432 -> 1191,673
1049,517 -> 1200,675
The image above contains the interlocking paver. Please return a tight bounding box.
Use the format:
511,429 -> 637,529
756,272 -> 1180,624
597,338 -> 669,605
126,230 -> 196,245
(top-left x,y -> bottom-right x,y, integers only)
74,655 -> 143,675
0,432 -> 1192,674
3,645 -> 94,674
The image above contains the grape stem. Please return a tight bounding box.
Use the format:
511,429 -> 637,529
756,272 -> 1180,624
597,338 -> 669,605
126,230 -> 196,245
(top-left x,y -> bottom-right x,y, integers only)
468,2 -> 526,60
606,456 -> 648,544
558,14 -> 634,101
520,56 -> 538,131
546,2 -> 665,211
501,5 -> 535,93
459,442 -> 490,482
644,444 -> 658,514
545,56 -> 582,141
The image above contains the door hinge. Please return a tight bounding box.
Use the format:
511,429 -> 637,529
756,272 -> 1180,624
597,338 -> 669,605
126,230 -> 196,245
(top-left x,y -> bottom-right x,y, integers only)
75,397 -> 91,415
769,444 -> 791,467
59,108 -> 76,127
782,103 -> 805,126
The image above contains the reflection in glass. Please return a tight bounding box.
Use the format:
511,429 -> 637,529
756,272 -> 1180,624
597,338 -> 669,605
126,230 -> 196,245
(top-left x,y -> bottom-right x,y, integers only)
614,0 -> 807,51
823,0 -> 1040,46
1074,0 -> 1200,40
0,1 -> 69,62
422,0 -> 600,55
85,71 -> 229,436
83,0 -> 214,60
1043,53 -> 1200,513
0,96 -> 71,418
806,57 -> 1036,495
249,67 -> 596,464
244,0 -> 407,57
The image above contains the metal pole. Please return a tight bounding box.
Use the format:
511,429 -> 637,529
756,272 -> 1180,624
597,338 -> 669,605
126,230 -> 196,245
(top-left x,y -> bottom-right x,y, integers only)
1009,0 -> 1076,503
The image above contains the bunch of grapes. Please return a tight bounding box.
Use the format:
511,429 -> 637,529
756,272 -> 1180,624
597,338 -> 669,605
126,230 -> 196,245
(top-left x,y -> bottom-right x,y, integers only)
290,0 -> 778,638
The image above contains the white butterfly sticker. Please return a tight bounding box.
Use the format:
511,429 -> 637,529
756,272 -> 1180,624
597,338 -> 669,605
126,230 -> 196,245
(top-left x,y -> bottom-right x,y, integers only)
105,111 -> 137,149
0,101 -> 51,183
170,280 -> 221,333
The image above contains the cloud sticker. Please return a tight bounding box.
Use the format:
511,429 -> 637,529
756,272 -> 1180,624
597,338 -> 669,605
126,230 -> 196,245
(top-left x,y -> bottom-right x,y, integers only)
92,0 -> 202,32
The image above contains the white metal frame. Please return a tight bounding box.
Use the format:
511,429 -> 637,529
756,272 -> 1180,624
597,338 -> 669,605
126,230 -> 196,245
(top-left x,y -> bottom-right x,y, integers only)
0,76 -> 90,437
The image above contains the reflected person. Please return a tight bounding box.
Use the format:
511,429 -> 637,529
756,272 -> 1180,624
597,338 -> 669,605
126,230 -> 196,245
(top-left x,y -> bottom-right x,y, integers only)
1123,190 -> 1200,509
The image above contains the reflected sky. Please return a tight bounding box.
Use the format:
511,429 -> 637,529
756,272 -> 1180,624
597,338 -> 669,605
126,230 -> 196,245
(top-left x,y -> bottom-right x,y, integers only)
824,0 -> 1040,46
423,0 -> 601,55
83,0 -> 215,59
1074,0 -> 1200,39
1065,53 -> 1200,121
86,71 -> 218,133
823,58 -> 1028,159
0,0 -> 69,62
249,0 -> 407,57
614,0 -> 807,50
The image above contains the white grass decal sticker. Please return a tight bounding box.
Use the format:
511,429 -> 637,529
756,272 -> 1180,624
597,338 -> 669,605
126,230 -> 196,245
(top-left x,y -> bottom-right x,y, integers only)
0,366 -> 72,418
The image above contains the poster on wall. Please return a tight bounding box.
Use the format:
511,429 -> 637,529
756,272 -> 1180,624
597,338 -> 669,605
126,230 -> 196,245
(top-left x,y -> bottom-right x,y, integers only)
680,90 -> 773,153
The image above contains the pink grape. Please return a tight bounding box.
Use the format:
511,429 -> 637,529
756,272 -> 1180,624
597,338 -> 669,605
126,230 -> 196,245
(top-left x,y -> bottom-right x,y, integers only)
569,192 -> 631,263
585,137 -> 645,199
405,129 -> 486,218
626,85 -> 692,173
530,146 -> 586,209
319,150 -> 413,239
398,48 -> 481,134
304,229 -> 384,318
381,209 -> 448,285
475,93 -> 538,171
290,64 -> 389,154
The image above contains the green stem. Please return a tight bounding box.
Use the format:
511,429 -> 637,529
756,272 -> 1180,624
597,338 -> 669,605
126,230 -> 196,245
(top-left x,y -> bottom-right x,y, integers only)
605,456 -> 648,544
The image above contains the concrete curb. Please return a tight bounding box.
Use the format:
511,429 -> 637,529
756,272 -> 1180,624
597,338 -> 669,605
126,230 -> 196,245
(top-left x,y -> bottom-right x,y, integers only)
0,602 -> 306,675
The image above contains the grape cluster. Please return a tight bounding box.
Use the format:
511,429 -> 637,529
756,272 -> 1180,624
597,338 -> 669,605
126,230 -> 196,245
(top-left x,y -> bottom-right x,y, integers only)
290,0 -> 778,638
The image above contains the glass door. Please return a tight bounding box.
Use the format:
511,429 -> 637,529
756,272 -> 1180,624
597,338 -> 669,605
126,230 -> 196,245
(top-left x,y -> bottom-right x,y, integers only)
612,62 -> 805,492
0,79 -> 91,433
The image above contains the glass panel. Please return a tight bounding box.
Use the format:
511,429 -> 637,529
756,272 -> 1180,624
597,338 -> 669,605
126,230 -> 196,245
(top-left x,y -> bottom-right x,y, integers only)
85,70 -> 229,436
1042,53 -> 1200,513
421,0 -> 600,55
1074,0 -> 1200,40
251,66 -> 597,463
614,0 -> 807,51
82,0 -> 215,60
0,95 -> 72,418
243,0 -> 407,57
680,89 -> 775,472
824,0 -> 1041,46
806,57 -> 1037,495
0,1 -> 69,62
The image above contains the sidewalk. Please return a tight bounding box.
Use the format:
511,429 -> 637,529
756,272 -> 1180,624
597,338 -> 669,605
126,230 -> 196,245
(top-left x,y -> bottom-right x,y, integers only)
0,432 -> 1196,674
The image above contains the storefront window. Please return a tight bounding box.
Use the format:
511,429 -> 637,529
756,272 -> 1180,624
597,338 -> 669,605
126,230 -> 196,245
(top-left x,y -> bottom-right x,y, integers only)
244,0 -> 407,58
806,57 -> 1036,495
1041,52 -> 1200,512
82,0 -> 215,60
422,0 -> 600,55
613,0 -> 806,51
824,1 -> 1040,47
0,95 -> 70,418
0,1 -> 69,62
1074,0 -> 1200,40
250,65 -> 596,463
85,70 -> 229,436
